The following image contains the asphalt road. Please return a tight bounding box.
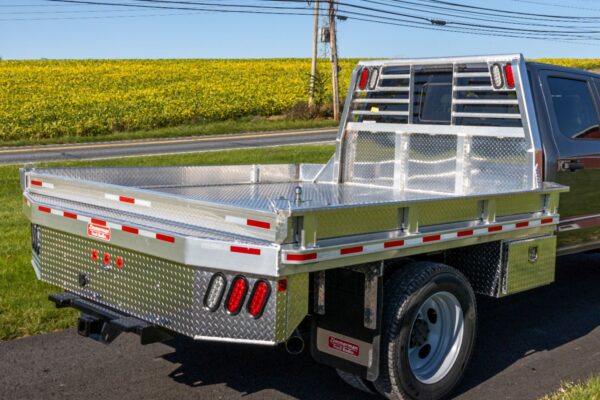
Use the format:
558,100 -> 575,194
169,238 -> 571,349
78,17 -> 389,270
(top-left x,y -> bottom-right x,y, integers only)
0,128 -> 338,165
1,254 -> 598,400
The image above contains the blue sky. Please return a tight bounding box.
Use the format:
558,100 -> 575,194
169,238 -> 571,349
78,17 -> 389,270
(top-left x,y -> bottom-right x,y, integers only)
2,0 -> 600,60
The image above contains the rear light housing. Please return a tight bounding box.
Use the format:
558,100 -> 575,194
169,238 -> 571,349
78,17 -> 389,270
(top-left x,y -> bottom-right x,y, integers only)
490,63 -> 504,90
204,273 -> 227,312
358,67 -> 370,90
31,224 -> 41,255
368,67 -> 379,90
225,276 -> 248,315
248,280 -> 271,318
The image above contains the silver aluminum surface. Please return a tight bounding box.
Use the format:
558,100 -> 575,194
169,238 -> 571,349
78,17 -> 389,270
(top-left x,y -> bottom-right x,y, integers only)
35,226 -> 307,343
321,54 -> 542,197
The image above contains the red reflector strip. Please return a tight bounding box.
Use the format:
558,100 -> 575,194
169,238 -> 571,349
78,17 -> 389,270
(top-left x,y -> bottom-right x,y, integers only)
287,253 -> 317,261
121,225 -> 139,234
541,218 -> 554,224
38,206 -> 51,213
230,246 -> 261,256
91,218 -> 106,226
31,180 -> 42,187
516,221 -> 529,228
247,219 -> 271,229
63,212 -> 77,219
384,239 -> 405,248
423,235 -> 441,243
340,246 -> 363,255
488,226 -> 503,232
156,233 -> 175,243
119,196 -> 135,204
457,230 -> 474,237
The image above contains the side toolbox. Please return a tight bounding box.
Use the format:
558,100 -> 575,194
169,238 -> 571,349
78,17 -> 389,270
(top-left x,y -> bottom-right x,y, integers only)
447,235 -> 557,297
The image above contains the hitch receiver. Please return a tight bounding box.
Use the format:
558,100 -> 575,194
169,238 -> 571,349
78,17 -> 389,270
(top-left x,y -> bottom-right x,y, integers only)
50,292 -> 173,345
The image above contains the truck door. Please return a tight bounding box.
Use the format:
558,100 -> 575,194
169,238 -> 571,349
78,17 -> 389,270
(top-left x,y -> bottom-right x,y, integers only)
539,69 -> 600,253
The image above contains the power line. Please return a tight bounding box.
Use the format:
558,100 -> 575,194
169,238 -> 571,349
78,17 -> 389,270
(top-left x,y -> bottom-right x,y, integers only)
131,0 -> 600,36
17,0 -> 599,44
416,0 -> 600,20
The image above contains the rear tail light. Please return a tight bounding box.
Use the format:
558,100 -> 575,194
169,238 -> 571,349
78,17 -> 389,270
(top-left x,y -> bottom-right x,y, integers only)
358,68 -> 370,90
504,63 -> 515,88
248,280 -> 271,318
225,276 -> 248,315
490,63 -> 504,90
204,273 -> 227,312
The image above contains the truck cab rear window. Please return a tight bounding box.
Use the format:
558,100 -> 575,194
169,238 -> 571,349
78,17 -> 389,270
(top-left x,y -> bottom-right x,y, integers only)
547,76 -> 600,140
413,71 -> 452,124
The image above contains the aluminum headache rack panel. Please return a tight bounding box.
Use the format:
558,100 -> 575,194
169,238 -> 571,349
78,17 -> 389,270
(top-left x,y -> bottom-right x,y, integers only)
320,53 -> 542,196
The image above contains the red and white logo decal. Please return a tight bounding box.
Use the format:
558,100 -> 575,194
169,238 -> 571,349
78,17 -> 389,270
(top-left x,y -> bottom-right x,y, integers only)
328,336 -> 360,357
87,223 -> 111,241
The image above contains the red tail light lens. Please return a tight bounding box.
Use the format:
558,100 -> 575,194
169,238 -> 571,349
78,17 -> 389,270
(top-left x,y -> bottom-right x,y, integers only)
504,63 -> 515,88
358,68 -> 370,90
226,276 -> 248,315
204,273 -> 227,312
248,280 -> 271,318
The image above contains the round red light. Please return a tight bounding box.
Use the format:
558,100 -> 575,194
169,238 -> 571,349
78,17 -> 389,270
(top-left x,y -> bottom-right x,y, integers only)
91,249 -> 99,261
358,68 -> 370,90
504,64 -> 515,88
226,276 -> 248,315
103,253 -> 110,264
248,280 -> 271,318
116,256 -> 123,269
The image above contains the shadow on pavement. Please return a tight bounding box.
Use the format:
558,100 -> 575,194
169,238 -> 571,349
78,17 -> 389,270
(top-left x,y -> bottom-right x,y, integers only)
158,254 -> 600,399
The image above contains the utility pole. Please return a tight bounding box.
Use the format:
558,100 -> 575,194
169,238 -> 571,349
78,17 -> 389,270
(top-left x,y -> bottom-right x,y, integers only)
328,0 -> 340,121
308,0 -> 319,109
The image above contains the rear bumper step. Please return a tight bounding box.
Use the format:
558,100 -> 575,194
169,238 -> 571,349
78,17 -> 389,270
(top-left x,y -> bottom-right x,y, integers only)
49,292 -> 173,345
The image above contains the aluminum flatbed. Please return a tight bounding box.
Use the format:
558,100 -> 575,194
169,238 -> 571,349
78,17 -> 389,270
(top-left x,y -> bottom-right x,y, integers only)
23,54 -> 583,400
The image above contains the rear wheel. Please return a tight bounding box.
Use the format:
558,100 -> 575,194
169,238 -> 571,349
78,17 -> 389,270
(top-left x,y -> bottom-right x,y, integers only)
374,262 -> 477,400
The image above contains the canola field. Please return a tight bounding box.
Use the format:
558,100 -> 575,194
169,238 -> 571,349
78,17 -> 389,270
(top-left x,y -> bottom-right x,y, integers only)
1,58 -> 599,142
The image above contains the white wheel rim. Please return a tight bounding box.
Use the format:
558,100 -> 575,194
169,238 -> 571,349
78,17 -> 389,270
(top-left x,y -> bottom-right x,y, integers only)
407,291 -> 464,384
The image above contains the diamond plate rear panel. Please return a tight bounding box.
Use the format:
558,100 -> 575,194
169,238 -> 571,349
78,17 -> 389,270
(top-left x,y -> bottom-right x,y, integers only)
36,227 -> 307,343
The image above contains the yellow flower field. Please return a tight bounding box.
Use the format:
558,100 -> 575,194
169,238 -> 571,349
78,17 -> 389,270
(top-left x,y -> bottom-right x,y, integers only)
0,59 -> 357,141
1,58 -> 599,141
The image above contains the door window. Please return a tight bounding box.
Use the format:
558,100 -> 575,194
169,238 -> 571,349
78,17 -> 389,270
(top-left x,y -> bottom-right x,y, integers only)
547,76 -> 600,139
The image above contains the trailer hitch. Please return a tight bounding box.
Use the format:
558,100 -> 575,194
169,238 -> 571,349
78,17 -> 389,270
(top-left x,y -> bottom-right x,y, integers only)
50,292 -> 173,345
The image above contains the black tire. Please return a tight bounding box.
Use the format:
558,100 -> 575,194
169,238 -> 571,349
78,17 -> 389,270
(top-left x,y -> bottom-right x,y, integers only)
336,369 -> 377,395
374,262 -> 477,400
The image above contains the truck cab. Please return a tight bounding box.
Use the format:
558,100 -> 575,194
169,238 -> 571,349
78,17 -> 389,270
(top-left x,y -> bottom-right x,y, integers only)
528,62 -> 600,254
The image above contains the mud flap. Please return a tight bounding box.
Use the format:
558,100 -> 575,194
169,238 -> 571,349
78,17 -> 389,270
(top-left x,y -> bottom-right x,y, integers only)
310,264 -> 382,381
